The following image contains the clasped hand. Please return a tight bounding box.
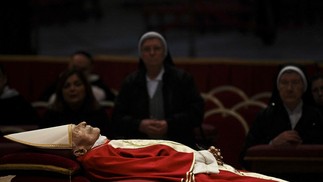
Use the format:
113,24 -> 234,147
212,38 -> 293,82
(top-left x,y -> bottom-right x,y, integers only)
208,146 -> 224,166
271,130 -> 302,146
139,119 -> 168,138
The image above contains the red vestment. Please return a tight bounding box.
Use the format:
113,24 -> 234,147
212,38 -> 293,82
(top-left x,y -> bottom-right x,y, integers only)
78,140 -> 195,182
77,140 -> 282,182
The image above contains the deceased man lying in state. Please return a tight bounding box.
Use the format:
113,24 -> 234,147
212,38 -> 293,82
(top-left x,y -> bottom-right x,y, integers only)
4,121 -> 288,182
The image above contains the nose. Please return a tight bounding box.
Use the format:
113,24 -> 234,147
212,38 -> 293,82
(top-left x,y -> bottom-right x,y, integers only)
148,48 -> 156,55
286,83 -> 294,90
69,84 -> 77,90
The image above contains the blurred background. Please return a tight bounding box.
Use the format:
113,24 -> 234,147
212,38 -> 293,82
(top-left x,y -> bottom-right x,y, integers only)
1,0 -> 323,60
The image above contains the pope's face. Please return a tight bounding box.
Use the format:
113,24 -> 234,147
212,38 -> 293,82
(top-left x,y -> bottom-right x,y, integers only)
72,121 -> 100,149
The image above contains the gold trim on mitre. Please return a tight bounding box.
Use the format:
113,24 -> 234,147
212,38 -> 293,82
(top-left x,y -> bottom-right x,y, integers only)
4,124 -> 73,149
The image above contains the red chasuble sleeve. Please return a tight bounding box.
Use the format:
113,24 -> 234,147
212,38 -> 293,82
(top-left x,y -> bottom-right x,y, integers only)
77,141 -> 195,182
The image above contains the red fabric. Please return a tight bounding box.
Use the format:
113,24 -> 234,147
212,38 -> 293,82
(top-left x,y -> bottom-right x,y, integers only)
0,152 -> 80,174
78,141 -> 281,182
78,141 -> 194,182
0,142 -> 30,157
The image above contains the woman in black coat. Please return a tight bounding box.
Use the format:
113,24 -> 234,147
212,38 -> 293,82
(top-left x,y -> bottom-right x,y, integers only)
240,64 -> 323,168
111,31 -> 204,149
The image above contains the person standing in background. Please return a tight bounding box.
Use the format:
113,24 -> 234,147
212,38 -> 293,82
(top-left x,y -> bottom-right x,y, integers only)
111,31 -> 204,149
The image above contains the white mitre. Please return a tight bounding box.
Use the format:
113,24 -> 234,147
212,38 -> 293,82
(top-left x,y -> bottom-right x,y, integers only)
4,124 -> 73,149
